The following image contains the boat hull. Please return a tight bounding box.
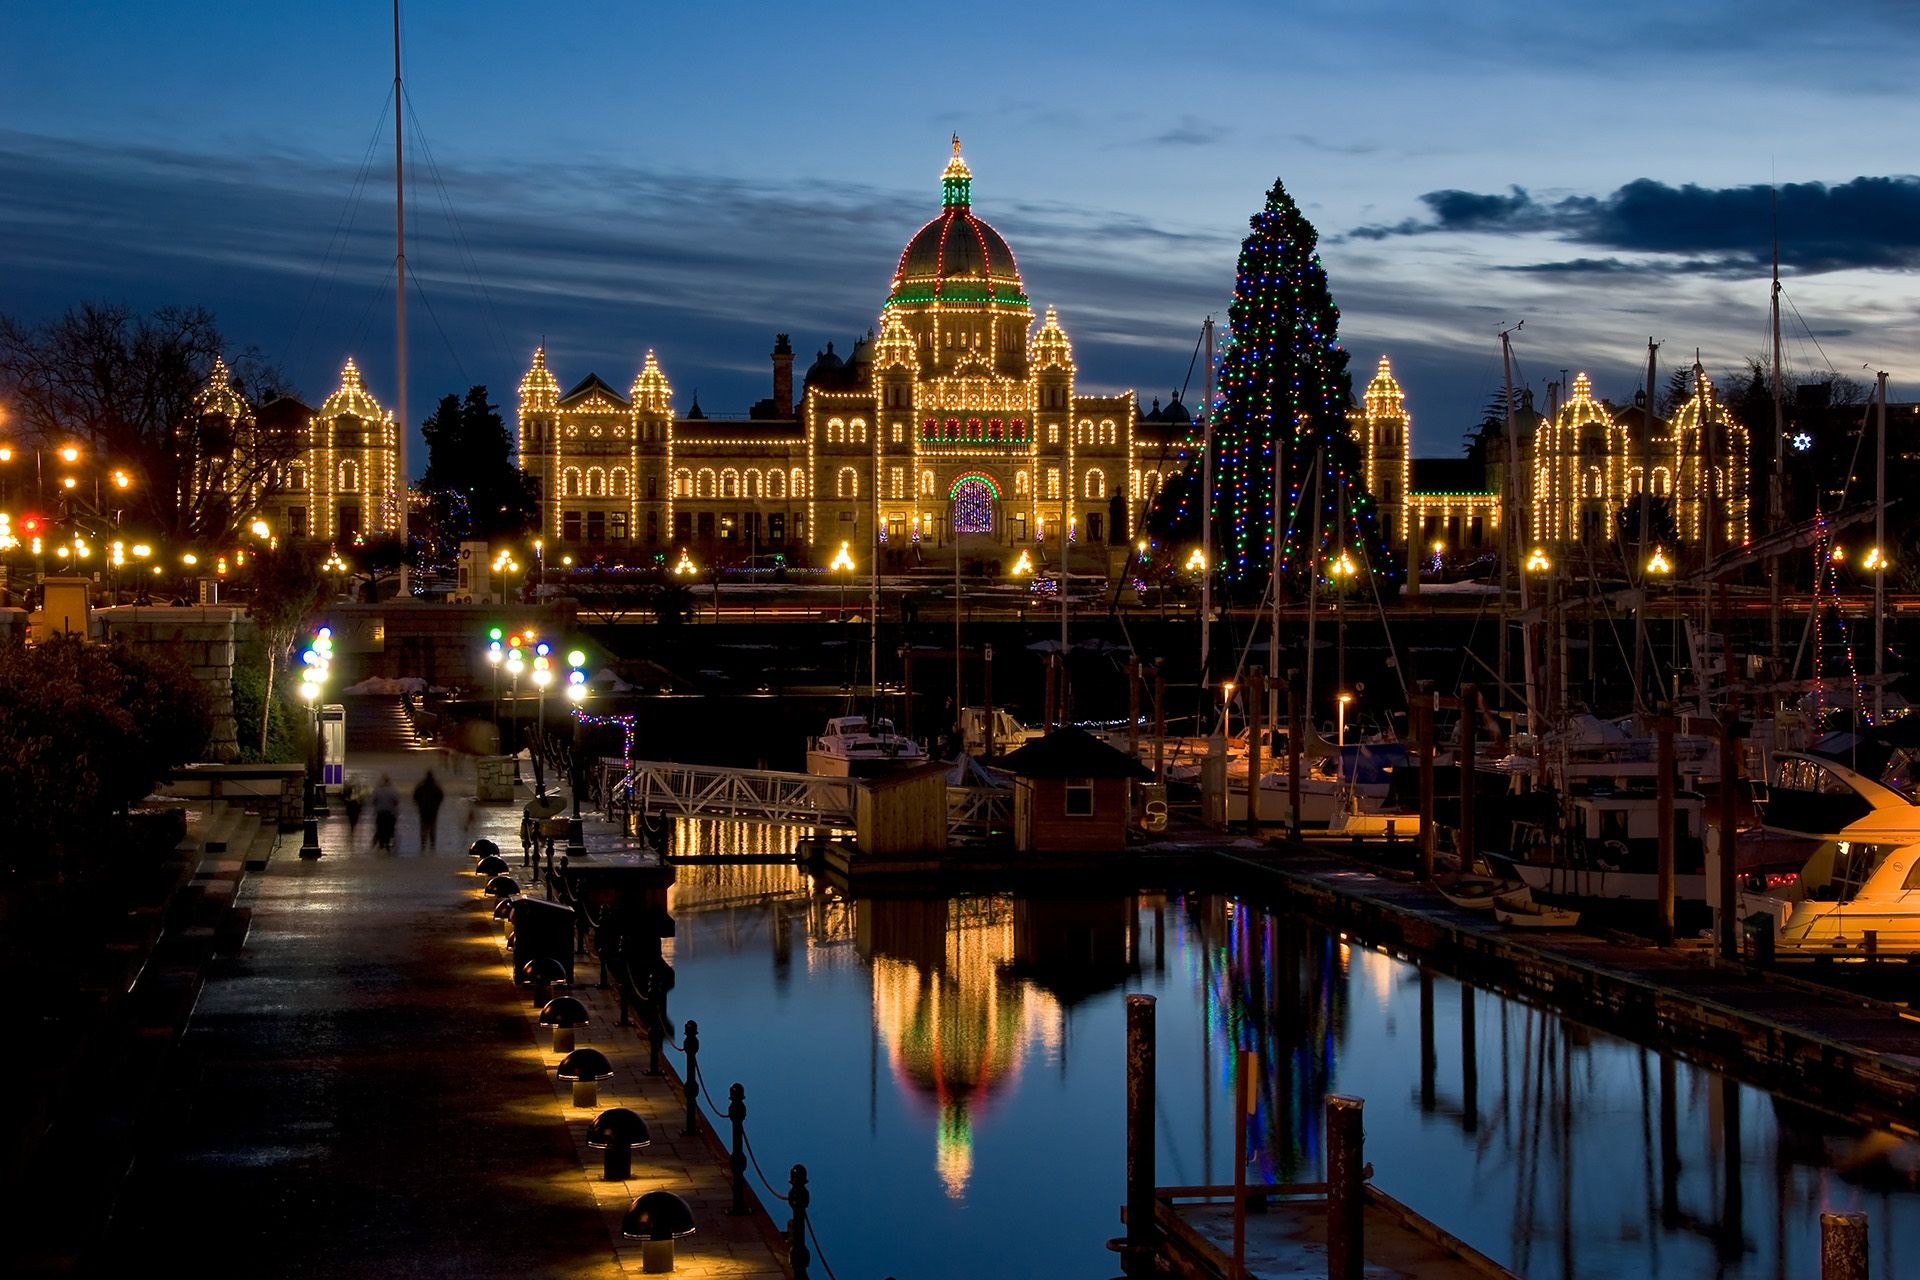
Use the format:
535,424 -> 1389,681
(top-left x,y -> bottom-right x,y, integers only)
805,750 -> 928,779
1491,860 -> 1707,906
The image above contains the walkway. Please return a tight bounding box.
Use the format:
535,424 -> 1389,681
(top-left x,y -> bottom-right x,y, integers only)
97,752 -> 788,1279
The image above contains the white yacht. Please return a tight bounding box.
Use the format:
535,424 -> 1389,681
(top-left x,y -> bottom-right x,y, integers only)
806,715 -> 929,777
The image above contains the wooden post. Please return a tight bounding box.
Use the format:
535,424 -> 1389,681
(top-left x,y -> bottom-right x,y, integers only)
1326,1095 -> 1366,1280
1127,656 -> 1142,761
1655,713 -> 1676,946
1718,715 -> 1743,960
1043,654 -> 1057,735
1232,1048 -> 1256,1278
1246,667 -> 1264,831
1820,1211 -> 1868,1280
1152,661 -> 1166,781
1287,668 -> 1303,839
1122,993 -> 1157,1278
1416,680 -> 1435,883
1459,685 -> 1478,869
982,644 -> 994,760
900,646 -> 914,741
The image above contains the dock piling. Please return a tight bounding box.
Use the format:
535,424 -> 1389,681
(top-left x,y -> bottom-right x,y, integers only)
727,1082 -> 748,1215
1326,1094 -> 1366,1280
1121,993 -> 1157,1278
1820,1211 -> 1868,1279
681,1021 -> 700,1136
788,1164 -> 812,1280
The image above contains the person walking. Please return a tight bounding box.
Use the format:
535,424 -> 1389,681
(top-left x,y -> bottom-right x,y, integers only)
413,770 -> 445,851
370,774 -> 401,852
342,782 -> 364,845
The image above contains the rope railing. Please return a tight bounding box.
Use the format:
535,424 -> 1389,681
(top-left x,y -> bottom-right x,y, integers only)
599,931 -> 840,1280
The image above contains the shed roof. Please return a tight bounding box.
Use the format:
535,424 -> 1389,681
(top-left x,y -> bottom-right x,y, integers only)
1000,727 -> 1151,780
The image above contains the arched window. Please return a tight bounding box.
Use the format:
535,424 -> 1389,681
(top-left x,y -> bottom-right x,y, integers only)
1100,420 -> 1117,445
790,467 -> 806,498
1014,469 -> 1030,496
720,468 -> 740,498
288,464 -> 306,492
919,470 -> 935,497
339,459 -> 359,492
610,467 -> 629,498
673,468 -> 693,498
587,467 -> 607,497
767,469 -> 786,499
827,418 -> 844,443
851,419 -> 868,444
1146,469 -> 1163,496
696,467 -> 717,498
562,467 -> 581,498
1652,466 -> 1672,496
1586,467 -> 1604,499
836,466 -> 859,499
745,469 -> 762,499
1085,468 -> 1107,500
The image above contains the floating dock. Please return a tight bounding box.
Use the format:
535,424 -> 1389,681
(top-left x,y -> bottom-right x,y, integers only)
1222,846 -> 1920,1132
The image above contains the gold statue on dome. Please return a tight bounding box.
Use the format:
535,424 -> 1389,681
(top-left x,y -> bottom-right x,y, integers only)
952,132 -> 961,155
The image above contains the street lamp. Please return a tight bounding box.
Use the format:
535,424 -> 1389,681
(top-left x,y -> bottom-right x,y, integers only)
1220,680 -> 1236,743
1336,690 -> 1353,752
506,637 -> 526,784
532,642 -> 553,799
485,626 -> 504,750
1329,548 -> 1357,701
672,547 -> 697,577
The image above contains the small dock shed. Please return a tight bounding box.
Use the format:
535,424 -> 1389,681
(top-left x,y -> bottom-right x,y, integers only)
1001,727 -> 1150,853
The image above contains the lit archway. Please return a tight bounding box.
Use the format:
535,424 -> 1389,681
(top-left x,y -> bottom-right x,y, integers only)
948,471 -> 1001,535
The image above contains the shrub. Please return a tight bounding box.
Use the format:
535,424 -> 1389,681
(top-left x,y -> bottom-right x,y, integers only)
0,635 -> 212,879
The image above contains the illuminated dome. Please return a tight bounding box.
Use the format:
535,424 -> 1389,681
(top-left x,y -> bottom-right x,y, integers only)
1362,355 -> 1405,419
886,137 -> 1029,310
319,358 -> 388,423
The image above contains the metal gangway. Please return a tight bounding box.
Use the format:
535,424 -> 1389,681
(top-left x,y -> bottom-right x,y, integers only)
600,758 -> 856,830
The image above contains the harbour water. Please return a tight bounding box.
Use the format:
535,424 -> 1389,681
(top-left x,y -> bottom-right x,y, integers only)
661,824 -> 1918,1279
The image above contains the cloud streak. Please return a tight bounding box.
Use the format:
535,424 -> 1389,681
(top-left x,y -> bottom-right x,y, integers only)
1349,176 -> 1920,275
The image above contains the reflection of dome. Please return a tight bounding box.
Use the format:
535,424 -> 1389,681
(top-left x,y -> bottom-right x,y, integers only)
886,138 -> 1028,309
867,900 -> 1061,1200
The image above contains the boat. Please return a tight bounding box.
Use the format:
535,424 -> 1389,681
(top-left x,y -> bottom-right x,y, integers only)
960,706 -> 1043,759
1485,787 -> 1710,908
1493,892 -> 1581,929
806,715 -> 929,777
1434,874 -> 1517,912
1774,839 -> 1920,954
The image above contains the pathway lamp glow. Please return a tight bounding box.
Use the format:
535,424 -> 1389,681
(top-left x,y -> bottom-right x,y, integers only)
556,1047 -> 614,1108
541,995 -> 591,1054
672,547 -> 696,576
1865,547 -> 1888,572
588,1107 -> 650,1181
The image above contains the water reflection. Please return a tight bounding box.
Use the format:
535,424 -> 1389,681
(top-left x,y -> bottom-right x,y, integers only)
661,830 -> 1920,1280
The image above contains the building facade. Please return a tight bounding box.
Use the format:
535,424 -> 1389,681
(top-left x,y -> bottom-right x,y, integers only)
1349,356 -> 1750,555
250,358 -> 401,545
520,141 -> 1175,567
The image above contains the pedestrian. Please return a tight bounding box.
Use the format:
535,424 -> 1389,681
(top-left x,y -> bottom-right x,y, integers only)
343,782 -> 363,842
370,774 -> 401,852
413,770 -> 445,851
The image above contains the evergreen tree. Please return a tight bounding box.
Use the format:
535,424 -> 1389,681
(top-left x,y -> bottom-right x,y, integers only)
1151,180 -> 1389,595
419,385 -> 536,554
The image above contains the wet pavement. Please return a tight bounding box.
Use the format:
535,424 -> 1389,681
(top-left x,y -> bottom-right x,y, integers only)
97,754 -> 636,1278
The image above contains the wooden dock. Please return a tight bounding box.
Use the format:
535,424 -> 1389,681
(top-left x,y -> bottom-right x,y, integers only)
1221,846 -> 1920,1132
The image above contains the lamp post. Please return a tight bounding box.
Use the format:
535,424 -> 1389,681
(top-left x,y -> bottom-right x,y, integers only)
486,626 -> 504,752
506,639 -> 526,785
532,642 -> 553,800
1525,546 -> 1554,735
1220,680 -> 1235,743
565,650 -> 588,855
1329,549 -> 1357,707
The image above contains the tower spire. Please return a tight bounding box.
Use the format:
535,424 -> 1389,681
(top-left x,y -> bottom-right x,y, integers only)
941,136 -> 973,208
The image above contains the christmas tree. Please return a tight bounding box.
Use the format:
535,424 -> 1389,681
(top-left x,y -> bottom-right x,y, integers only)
1152,179 -> 1391,595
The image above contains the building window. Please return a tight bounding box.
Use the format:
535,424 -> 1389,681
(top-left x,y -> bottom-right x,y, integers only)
890,466 -> 905,499
719,514 -> 735,540
339,460 -> 359,492
674,511 -> 691,542
647,475 -> 659,500
1046,469 -> 1060,499
563,468 -> 581,498
888,514 -> 906,542
587,511 -> 606,542
697,512 -> 714,539
1012,513 -> 1027,541
769,513 -> 785,542
288,464 -> 306,492
837,467 -> 859,498
338,503 -> 360,537
563,511 -> 582,542
891,422 -> 904,442
1084,468 -> 1106,499
1065,778 -> 1095,817
673,469 -> 692,498
1087,512 -> 1104,542
646,511 -> 659,543
611,513 -> 628,541
289,506 -> 307,537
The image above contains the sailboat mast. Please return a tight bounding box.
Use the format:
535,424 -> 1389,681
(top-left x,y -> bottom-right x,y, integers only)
1633,340 -> 1657,712
1768,204 -> 1786,676
1268,379 -> 1283,730
1302,451 -> 1324,735
1875,370 -> 1888,724
392,0 -> 409,592
1200,316 -> 1215,690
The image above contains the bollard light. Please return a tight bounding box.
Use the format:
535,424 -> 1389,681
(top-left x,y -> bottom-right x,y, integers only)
557,1047 -> 614,1108
622,1190 -> 696,1273
521,955 -> 569,1007
540,995 -> 590,1053
589,1107 -> 652,1181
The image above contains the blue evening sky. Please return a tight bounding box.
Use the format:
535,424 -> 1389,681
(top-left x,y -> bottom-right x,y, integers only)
3,1 -> 1915,466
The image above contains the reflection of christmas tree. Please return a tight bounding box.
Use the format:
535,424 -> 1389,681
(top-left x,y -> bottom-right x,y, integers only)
1153,180 -> 1391,595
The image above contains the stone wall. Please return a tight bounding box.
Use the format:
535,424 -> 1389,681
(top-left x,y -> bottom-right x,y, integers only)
100,606 -> 242,762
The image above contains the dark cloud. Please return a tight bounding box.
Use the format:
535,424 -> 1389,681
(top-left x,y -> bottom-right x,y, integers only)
0,131 -> 1228,421
1142,116 -> 1219,148
1503,257 -> 1650,276
1348,175 -> 1920,275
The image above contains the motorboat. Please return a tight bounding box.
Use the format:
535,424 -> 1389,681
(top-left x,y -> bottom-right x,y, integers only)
805,715 -> 928,777
1773,839 -> 1920,954
1486,787 -> 1710,907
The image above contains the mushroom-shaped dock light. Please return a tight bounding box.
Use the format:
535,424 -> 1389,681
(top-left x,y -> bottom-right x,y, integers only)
484,873 -> 521,900
469,837 -> 501,860
588,1107 -> 652,1181
475,853 -> 510,877
492,895 -> 518,922
521,955 -> 569,1006
622,1189 -> 696,1273
541,994 -> 590,1052
557,1047 -> 615,1108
